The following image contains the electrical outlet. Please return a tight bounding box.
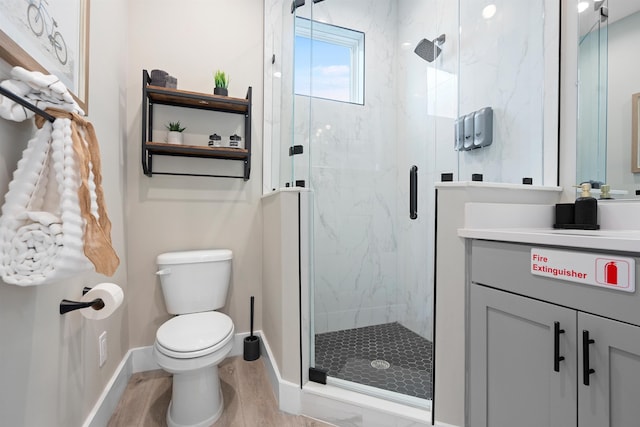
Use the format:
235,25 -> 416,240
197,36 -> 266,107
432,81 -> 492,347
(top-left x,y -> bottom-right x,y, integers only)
99,331 -> 107,367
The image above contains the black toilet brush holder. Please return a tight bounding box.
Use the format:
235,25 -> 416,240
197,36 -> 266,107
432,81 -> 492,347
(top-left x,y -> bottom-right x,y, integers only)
243,296 -> 260,361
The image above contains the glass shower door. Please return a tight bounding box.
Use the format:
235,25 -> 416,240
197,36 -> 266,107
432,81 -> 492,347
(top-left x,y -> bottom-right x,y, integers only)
300,0 -> 436,408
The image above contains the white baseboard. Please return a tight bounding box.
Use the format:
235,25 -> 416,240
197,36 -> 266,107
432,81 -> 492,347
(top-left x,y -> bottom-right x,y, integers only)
257,330 -> 301,414
82,331 -> 265,427
130,346 -> 159,373
258,330 -> 280,401
82,348 -> 133,427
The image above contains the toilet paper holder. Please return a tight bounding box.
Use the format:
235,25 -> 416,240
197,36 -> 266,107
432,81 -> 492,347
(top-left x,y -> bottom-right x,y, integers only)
59,287 -> 105,315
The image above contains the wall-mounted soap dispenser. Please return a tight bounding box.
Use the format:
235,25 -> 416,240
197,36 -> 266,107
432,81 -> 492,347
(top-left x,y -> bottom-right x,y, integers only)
463,113 -> 475,150
473,107 -> 493,148
454,117 -> 464,150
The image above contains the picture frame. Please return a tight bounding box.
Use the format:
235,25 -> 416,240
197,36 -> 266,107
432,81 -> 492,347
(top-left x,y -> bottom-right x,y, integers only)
0,0 -> 90,112
632,93 -> 640,173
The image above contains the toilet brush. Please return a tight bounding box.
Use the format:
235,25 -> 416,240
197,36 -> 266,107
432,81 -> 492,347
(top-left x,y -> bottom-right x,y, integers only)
243,296 -> 260,361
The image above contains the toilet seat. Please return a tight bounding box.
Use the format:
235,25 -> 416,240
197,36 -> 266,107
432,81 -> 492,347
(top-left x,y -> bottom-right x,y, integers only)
156,312 -> 234,359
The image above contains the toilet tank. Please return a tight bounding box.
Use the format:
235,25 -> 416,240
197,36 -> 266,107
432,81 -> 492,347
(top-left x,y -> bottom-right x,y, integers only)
156,249 -> 232,315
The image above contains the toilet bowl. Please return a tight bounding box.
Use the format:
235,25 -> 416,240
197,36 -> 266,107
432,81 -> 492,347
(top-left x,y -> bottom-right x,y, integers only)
153,249 -> 234,427
153,312 -> 234,427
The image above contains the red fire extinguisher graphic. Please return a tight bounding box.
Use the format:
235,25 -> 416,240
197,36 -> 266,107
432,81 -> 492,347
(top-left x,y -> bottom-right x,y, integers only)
605,262 -> 618,285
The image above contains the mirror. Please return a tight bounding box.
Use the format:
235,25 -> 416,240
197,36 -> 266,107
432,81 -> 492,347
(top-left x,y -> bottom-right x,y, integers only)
633,92 -> 640,173
576,0 -> 640,197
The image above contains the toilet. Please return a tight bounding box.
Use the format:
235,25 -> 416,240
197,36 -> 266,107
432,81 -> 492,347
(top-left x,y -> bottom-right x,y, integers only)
153,249 -> 234,427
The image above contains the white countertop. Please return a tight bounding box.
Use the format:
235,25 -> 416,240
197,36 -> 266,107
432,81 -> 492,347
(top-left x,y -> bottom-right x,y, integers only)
458,202 -> 640,253
458,227 -> 640,253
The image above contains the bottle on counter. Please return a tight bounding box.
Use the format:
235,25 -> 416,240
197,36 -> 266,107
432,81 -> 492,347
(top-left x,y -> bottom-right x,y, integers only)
574,183 -> 599,229
599,184 -> 613,200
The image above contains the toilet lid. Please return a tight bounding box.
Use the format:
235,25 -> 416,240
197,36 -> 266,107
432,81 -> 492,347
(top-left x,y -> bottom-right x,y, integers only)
156,312 -> 233,353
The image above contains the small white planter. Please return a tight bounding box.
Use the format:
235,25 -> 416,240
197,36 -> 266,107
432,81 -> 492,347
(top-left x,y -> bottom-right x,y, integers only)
167,131 -> 183,145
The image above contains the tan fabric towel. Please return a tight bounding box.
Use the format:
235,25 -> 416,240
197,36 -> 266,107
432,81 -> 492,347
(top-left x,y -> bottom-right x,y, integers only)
36,109 -> 120,276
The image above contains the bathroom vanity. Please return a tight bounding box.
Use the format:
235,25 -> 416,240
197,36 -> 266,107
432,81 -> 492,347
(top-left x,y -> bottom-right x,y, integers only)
468,239 -> 640,427
460,202 -> 640,427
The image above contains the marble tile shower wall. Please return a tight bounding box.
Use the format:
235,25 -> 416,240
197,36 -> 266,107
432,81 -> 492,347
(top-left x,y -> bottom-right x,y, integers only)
457,0 -> 556,184
301,0 -> 403,334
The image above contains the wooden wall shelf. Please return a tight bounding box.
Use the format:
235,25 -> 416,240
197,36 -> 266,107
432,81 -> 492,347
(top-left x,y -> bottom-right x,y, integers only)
141,69 -> 252,179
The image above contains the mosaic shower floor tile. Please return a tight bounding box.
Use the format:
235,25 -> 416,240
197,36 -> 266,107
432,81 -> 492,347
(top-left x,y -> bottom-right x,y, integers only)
314,322 -> 433,400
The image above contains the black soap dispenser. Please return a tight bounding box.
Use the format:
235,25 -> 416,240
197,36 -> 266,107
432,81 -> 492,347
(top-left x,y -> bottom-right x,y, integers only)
574,183 -> 599,229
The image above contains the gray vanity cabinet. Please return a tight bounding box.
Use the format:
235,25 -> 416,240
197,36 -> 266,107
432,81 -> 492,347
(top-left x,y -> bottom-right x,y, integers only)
578,312 -> 640,427
469,284 -> 577,427
469,240 -> 640,427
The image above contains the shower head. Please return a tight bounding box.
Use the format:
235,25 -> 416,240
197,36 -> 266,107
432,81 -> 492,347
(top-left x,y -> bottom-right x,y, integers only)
414,34 -> 446,62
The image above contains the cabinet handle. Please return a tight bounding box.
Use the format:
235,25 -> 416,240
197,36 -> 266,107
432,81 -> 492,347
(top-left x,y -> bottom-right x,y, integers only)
582,330 -> 596,386
553,321 -> 565,372
409,166 -> 418,220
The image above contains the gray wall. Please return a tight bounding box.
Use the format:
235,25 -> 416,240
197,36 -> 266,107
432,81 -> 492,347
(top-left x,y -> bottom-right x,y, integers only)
0,0 -> 265,425
124,0 -> 265,348
262,190 -> 304,383
0,0 -> 129,425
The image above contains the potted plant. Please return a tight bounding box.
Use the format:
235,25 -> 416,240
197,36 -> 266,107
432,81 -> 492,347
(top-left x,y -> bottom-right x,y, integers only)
214,70 -> 229,96
166,121 -> 186,144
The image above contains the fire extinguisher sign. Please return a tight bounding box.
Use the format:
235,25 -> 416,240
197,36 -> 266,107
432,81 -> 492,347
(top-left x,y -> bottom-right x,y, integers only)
531,248 -> 636,293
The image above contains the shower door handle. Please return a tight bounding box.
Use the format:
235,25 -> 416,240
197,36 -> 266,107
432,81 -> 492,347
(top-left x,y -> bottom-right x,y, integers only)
410,166 -> 418,220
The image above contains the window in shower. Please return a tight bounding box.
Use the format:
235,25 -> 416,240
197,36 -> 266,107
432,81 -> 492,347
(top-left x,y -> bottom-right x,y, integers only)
294,17 -> 364,104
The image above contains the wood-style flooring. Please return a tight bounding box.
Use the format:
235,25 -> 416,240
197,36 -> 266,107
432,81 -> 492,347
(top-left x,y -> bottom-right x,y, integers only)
107,355 -> 334,427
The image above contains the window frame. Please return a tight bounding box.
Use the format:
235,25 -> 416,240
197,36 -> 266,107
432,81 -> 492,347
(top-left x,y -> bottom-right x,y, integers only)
295,17 -> 365,105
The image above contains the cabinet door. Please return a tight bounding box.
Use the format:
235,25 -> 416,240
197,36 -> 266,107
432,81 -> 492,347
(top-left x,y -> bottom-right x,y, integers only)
469,285 -> 578,427
578,312 -> 640,427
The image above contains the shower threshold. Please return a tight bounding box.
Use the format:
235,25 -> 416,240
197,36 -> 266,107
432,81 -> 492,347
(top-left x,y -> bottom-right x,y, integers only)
326,376 -> 431,410
302,379 -> 432,426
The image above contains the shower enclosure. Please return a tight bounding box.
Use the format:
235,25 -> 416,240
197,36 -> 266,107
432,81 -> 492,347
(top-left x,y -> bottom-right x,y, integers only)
265,0 -> 556,422
267,0 -> 458,410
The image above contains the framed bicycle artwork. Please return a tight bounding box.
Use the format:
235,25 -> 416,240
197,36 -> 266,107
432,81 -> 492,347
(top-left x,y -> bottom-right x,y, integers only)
0,0 -> 90,112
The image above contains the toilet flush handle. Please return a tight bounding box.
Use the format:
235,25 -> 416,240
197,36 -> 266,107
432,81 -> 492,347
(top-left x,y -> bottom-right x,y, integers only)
155,268 -> 171,276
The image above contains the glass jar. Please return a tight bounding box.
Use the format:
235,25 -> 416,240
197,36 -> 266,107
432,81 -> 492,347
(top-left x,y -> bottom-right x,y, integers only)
208,133 -> 222,147
229,134 -> 242,148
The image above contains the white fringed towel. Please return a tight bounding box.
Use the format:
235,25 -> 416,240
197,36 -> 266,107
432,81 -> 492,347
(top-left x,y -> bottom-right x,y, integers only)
0,120 -> 93,285
0,66 -> 119,286
9,212 -> 64,282
0,66 -> 84,121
